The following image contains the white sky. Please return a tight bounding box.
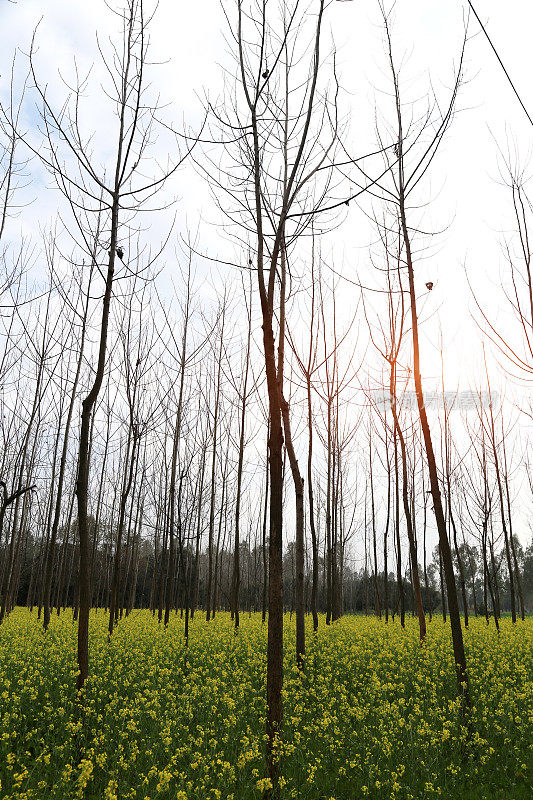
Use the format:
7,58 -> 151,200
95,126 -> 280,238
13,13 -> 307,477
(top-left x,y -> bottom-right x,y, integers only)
3,0 -> 533,388
2,0 -> 533,554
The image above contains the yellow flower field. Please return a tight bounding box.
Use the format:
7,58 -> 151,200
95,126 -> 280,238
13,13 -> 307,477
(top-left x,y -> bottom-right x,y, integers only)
0,609 -> 532,799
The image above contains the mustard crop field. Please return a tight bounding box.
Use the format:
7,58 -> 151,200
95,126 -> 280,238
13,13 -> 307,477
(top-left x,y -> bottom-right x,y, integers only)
0,610 -> 532,800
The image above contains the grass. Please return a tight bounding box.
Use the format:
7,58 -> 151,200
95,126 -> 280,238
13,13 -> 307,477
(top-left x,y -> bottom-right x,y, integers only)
0,608 -> 532,799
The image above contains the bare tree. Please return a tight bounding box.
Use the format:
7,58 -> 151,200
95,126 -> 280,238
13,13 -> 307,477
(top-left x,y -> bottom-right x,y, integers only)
25,0 -> 189,690
210,0 -> 345,781
373,3 -> 469,706
230,274 -> 254,631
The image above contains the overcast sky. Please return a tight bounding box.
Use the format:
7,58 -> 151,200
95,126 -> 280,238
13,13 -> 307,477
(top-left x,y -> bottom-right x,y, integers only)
3,0 -> 533,553
3,0 -> 533,395
3,0 -> 533,398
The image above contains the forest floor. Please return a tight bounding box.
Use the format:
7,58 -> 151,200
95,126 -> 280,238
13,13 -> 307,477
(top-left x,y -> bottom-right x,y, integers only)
0,609 -> 532,799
